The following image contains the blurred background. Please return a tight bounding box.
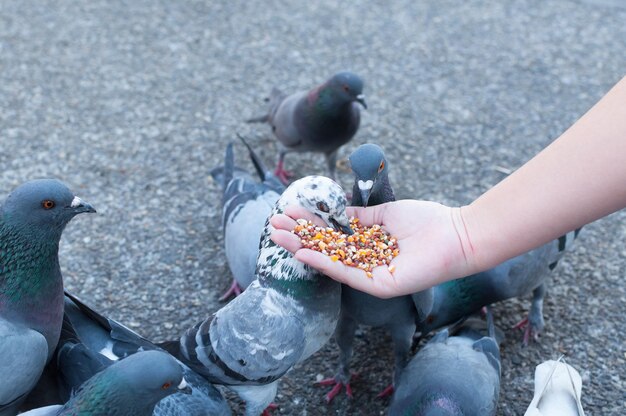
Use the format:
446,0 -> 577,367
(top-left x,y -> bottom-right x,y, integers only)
1,0 -> 624,414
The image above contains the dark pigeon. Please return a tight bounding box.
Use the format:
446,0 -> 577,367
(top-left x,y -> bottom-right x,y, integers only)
21,350 -> 190,416
248,71 -> 366,183
389,313 -> 502,416
418,228 -> 582,345
319,144 -> 434,401
0,179 -> 95,416
20,291 -> 232,416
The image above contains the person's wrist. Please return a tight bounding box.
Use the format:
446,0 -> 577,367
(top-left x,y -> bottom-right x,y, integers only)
449,205 -> 483,278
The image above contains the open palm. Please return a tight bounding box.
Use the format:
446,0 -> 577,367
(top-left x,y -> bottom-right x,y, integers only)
270,200 -> 468,298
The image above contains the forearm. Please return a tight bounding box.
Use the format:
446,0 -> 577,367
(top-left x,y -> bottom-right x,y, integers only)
461,75 -> 626,273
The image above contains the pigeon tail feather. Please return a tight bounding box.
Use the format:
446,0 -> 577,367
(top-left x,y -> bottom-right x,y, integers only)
237,134 -> 268,182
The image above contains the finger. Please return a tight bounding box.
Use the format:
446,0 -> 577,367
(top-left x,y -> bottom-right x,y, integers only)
294,249 -> 399,298
270,213 -> 297,231
270,229 -> 302,253
283,205 -> 326,228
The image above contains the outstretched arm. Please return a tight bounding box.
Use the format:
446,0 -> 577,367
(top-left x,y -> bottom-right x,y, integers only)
462,75 -> 626,273
271,75 -> 626,298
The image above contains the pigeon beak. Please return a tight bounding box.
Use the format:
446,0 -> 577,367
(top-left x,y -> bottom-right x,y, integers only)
359,188 -> 372,208
176,378 -> 192,395
355,94 -> 367,109
357,179 -> 374,208
70,196 -> 97,214
330,217 -> 353,235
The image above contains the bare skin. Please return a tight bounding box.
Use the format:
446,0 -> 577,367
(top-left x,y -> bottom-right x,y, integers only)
271,75 -> 626,298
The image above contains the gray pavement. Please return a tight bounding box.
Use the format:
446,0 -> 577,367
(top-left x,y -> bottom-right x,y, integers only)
1,0 -> 625,414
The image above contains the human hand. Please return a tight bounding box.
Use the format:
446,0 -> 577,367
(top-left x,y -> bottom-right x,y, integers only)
270,200 -> 471,298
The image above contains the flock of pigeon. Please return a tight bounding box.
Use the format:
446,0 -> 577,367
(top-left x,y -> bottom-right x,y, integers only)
0,71 -> 584,416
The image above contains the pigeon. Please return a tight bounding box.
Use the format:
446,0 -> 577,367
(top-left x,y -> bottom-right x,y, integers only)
348,143 -> 395,208
20,350 -> 190,416
525,358 -> 585,416
389,312 -> 502,416
162,176 -> 350,416
418,228 -> 582,345
248,71 -> 366,184
210,135 -> 284,301
0,179 -> 95,416
21,291 -> 232,416
318,144 -> 434,401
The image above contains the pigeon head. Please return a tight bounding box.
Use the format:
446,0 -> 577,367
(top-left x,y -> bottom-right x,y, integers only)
279,176 -> 352,234
327,71 -> 367,108
349,144 -> 389,207
2,179 -> 96,239
70,350 -> 191,413
114,351 -> 190,400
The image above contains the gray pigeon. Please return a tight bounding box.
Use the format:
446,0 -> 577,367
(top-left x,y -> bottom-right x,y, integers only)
20,350 -> 190,416
248,71 -> 366,183
389,313 -> 502,416
210,135 -> 284,301
418,228 -> 581,345
22,291 -> 232,416
162,176 -> 351,416
319,144 -> 434,401
0,179 -> 95,416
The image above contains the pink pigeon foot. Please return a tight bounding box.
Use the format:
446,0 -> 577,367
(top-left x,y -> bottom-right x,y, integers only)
376,384 -> 394,399
218,279 -> 242,302
513,317 -> 540,346
261,403 -> 278,416
316,374 -> 357,403
274,159 -> 293,185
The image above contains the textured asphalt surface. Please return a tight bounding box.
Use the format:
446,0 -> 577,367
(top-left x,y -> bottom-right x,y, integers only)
1,0 -> 625,414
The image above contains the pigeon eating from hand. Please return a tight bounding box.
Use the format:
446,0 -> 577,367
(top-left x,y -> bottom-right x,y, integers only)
318,144 -> 434,402
211,135 -> 284,301
20,350 -> 190,416
248,72 -> 366,184
162,176 -> 350,416
389,312 -> 502,416
0,179 -> 95,416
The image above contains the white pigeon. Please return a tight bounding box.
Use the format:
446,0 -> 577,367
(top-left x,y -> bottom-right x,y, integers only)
525,358 -> 585,416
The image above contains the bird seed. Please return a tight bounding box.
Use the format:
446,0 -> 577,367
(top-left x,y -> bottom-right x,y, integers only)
293,218 -> 399,277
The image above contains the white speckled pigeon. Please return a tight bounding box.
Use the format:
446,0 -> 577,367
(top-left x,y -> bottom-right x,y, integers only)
525,358 -> 585,416
389,313 -> 502,416
318,144 -> 434,402
247,72 -> 366,184
22,291 -> 232,416
418,228 -> 582,346
20,350 -> 189,416
162,176 -> 350,416
211,135 -> 284,301
0,179 -> 95,416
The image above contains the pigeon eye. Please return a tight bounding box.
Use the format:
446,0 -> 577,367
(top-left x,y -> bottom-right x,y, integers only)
316,202 -> 329,213
378,161 -> 385,172
42,200 -> 55,210
343,84 -> 350,92
161,382 -> 172,390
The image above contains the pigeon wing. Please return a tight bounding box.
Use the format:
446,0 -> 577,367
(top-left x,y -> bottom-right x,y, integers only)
0,318 -> 48,410
181,285 -> 306,386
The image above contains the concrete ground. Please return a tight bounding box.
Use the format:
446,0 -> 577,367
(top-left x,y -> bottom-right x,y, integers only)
1,0 -> 625,414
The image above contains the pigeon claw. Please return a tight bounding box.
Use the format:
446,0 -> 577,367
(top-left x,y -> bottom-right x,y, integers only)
316,376 -> 356,403
261,403 -> 278,416
376,384 -> 394,399
274,166 -> 293,185
513,317 -> 541,347
218,280 -> 243,302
